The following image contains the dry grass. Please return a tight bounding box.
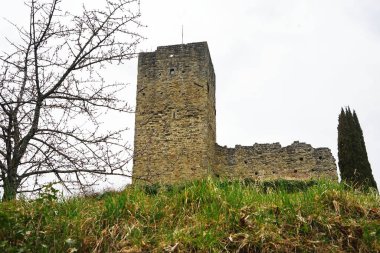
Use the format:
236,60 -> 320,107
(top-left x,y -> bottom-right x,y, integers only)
0,178 -> 379,252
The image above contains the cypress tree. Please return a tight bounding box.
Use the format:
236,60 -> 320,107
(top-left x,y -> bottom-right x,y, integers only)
338,108 -> 352,182
337,107 -> 378,190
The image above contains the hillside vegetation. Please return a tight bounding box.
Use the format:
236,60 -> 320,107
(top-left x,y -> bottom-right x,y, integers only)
0,179 -> 379,252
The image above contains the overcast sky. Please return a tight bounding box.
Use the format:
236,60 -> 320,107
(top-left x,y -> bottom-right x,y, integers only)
1,0 -> 379,189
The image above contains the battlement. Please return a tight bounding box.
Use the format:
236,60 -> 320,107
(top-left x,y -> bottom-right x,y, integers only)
156,42 -> 212,61
155,41 -> 212,57
132,42 -> 337,184
138,42 -> 214,78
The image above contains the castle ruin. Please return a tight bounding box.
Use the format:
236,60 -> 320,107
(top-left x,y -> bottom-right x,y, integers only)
133,42 -> 337,183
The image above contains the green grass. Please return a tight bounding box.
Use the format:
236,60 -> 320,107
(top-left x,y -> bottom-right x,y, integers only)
0,178 -> 379,252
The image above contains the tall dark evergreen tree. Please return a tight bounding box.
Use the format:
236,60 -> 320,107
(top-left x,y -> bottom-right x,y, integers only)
337,107 -> 378,190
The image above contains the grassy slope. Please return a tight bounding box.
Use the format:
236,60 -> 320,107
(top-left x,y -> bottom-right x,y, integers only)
0,179 -> 379,253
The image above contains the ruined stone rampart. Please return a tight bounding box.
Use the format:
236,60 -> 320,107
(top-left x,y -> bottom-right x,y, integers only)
214,141 -> 337,180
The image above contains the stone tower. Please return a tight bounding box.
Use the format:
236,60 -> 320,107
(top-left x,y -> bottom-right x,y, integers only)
133,41 -> 338,184
133,42 -> 216,183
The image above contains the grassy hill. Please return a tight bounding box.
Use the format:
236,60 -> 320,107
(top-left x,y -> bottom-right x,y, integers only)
0,179 -> 379,252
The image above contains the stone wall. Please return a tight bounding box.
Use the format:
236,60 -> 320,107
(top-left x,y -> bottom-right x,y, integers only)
133,42 -> 338,184
133,42 -> 216,183
214,141 -> 337,180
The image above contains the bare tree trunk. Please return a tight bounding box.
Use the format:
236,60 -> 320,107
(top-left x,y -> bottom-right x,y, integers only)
2,172 -> 19,201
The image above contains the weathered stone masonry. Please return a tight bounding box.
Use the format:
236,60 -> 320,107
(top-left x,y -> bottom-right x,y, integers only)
214,142 -> 337,180
133,42 -> 337,183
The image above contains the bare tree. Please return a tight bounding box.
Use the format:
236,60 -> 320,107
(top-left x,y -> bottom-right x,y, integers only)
0,0 -> 143,201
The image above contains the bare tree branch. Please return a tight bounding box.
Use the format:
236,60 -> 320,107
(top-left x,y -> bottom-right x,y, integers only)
0,0 -> 143,201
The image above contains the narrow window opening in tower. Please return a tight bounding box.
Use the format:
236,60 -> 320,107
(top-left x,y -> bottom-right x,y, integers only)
172,111 -> 176,119
294,169 -> 298,173
299,157 -> 303,161
169,68 -> 175,75
207,82 -> 210,94
319,156 -> 323,160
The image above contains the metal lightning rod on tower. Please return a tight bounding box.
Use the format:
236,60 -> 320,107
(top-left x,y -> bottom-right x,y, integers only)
182,25 -> 184,44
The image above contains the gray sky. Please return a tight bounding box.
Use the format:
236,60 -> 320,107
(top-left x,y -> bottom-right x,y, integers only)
1,0 -> 379,189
